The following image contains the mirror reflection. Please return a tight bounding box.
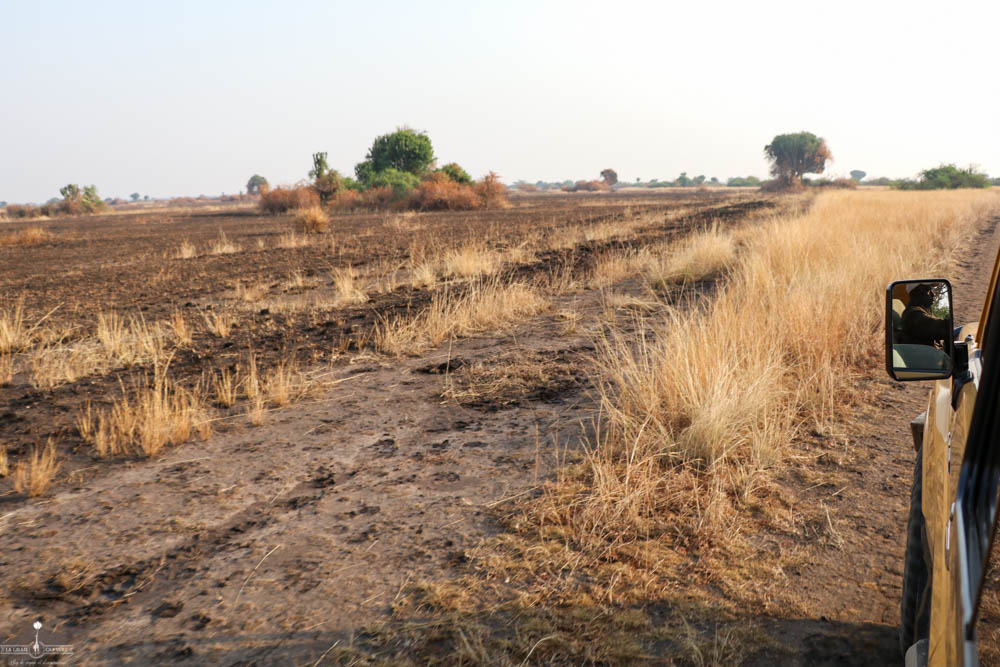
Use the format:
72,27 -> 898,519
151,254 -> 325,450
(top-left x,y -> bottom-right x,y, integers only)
889,281 -> 952,379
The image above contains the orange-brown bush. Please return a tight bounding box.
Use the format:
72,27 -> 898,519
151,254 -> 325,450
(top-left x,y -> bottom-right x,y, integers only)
567,180 -> 610,192
474,171 -> 508,207
409,173 -> 480,211
328,189 -> 362,211
259,187 -> 320,214
407,172 -> 509,211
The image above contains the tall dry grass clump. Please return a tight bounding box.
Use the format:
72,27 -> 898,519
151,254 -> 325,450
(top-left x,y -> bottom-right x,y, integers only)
0,300 -> 30,354
376,279 -> 549,356
13,440 -> 61,497
643,223 -> 738,287
79,370 -> 210,458
292,207 -> 329,233
441,244 -> 503,279
565,189 -> 1000,551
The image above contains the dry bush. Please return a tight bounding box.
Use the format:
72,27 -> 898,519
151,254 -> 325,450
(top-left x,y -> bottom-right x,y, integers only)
376,279 -> 549,356
4,204 -> 42,219
203,311 -> 235,337
175,239 -> 197,259
569,180 -> 610,192
0,226 -> 54,246
292,207 -> 329,233
259,186 -> 319,214
409,173 -> 481,211
361,186 -> 397,209
208,231 -> 240,255
474,171 -> 509,208
81,371 -> 209,458
13,440 -> 61,497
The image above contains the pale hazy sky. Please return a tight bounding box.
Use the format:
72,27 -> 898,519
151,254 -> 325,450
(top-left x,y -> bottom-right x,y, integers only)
3,0 -> 998,202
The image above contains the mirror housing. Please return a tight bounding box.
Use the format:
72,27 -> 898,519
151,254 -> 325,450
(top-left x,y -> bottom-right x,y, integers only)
886,279 -> 954,381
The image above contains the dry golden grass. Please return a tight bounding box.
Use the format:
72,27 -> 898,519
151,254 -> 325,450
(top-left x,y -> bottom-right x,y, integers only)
81,370 -> 209,458
0,300 -> 30,353
208,231 -> 240,255
441,244 -> 502,279
409,261 -> 438,289
235,281 -> 268,303
645,223 -> 737,287
332,267 -> 367,306
13,440 -> 61,497
96,311 -> 166,367
211,367 -> 240,408
282,270 -> 306,291
0,352 -> 12,386
574,189 -> 1000,550
175,239 -> 197,259
0,226 -> 53,247
203,311 -> 235,338
0,446 -> 8,477
376,279 -> 550,356
29,344 -> 104,389
276,231 -> 310,249
292,207 -> 329,234
170,311 -> 192,345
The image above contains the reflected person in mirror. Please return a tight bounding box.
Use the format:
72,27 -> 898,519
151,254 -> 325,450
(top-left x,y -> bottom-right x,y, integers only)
900,283 -> 950,347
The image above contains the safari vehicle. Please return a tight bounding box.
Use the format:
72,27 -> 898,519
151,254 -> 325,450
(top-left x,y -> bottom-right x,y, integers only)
886,248 -> 1000,666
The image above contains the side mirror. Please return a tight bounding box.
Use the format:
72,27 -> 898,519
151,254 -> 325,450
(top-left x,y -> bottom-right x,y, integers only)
886,279 -> 954,381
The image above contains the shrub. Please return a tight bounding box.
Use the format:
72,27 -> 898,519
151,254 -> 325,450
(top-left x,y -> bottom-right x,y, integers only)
368,168 -> 421,198
569,180 -> 610,192
474,171 -> 508,207
804,177 -> 858,189
361,186 -> 397,209
726,176 -> 761,187
292,207 -> 329,233
410,173 -> 480,210
329,189 -> 362,210
5,204 -> 42,219
896,164 -> 991,190
436,162 -> 472,184
260,186 -> 320,214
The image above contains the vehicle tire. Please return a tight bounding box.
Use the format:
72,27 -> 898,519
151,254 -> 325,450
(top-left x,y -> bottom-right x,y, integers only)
900,447 -> 932,656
